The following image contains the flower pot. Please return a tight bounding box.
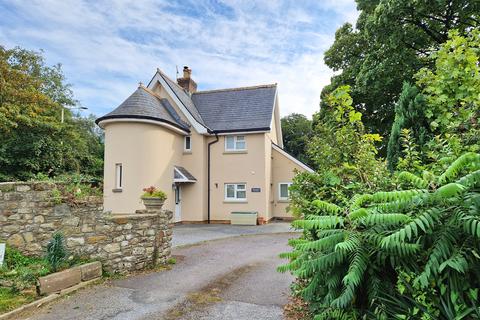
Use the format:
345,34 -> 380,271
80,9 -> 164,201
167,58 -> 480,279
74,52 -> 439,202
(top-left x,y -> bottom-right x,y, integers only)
257,217 -> 266,225
141,197 -> 165,211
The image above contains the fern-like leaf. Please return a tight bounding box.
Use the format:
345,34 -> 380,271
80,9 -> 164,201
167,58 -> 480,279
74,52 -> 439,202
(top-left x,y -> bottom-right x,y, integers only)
456,169 -> 480,188
349,193 -> 373,210
348,208 -> 369,220
364,213 -> 411,226
398,171 -> 429,188
296,232 -> 345,251
438,152 -> 480,184
435,183 -> 466,198
335,233 -> 360,253
382,208 -> 442,243
439,251 -> 468,274
293,216 -> 344,230
414,230 -> 455,287
371,189 -> 427,203
312,199 -> 343,215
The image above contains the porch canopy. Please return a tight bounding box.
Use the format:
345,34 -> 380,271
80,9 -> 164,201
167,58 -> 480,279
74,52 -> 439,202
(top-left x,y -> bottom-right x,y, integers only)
174,166 -> 196,183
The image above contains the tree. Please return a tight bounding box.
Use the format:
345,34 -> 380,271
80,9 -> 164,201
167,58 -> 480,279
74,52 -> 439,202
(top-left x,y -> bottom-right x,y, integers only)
288,86 -> 389,219
0,46 -> 74,131
323,0 -> 480,142
308,85 -> 385,189
281,113 -> 313,166
0,46 -> 103,181
416,29 -> 480,136
386,82 -> 428,171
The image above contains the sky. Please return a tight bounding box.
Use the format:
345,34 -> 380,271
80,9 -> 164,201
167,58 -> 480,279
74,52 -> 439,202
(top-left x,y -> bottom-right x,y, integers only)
0,0 -> 358,118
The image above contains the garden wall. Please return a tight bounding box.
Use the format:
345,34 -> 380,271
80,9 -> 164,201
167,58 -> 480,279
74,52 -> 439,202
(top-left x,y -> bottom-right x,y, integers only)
0,182 -> 173,272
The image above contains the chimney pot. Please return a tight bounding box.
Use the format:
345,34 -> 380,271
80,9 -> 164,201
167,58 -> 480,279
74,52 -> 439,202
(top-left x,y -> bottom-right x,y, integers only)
183,66 -> 191,79
177,66 -> 197,93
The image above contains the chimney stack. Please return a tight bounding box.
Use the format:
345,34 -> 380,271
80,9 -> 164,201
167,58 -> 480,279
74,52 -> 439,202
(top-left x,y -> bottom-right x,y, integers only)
177,66 -> 197,93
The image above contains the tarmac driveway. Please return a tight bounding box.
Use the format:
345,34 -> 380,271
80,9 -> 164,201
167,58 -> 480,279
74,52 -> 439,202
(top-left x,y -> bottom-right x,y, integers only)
172,221 -> 295,247
21,225 -> 298,320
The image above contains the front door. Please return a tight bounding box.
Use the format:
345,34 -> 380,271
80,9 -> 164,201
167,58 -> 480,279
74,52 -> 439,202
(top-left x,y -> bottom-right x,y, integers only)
174,185 -> 181,222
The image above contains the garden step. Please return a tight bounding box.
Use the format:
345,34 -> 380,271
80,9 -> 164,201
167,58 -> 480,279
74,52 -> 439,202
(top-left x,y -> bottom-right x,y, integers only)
37,268 -> 81,295
77,261 -> 102,281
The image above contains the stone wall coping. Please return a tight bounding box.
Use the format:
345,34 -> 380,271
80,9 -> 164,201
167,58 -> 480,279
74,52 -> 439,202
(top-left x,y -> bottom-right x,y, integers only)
107,213 -> 162,220
0,181 -> 59,186
0,181 -> 18,186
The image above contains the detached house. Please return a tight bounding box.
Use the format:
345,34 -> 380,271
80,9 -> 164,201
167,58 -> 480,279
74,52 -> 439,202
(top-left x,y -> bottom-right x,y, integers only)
96,67 -> 313,224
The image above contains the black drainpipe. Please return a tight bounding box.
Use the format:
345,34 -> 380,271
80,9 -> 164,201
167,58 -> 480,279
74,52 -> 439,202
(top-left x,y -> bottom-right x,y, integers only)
207,131 -> 219,224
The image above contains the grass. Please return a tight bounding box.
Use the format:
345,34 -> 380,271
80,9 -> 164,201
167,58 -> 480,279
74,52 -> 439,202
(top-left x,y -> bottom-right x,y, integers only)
0,247 -> 51,314
0,245 -> 96,315
0,287 -> 36,313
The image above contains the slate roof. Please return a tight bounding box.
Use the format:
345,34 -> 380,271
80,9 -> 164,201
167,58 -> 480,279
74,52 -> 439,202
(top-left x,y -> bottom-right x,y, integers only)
97,69 -> 278,134
174,166 -> 197,182
95,86 -> 190,132
157,71 -> 206,127
192,84 -> 277,132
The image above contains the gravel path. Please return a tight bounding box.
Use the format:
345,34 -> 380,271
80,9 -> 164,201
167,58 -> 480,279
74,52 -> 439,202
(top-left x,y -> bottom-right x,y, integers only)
21,232 -> 297,320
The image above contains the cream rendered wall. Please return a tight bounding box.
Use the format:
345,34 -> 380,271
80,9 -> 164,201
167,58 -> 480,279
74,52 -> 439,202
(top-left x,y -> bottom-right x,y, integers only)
264,133 -> 273,221
150,82 -> 208,222
103,122 -> 183,214
103,81 -> 292,221
267,100 -> 281,145
209,133 -> 268,221
271,147 -> 305,217
265,99 -> 283,219
179,133 -> 208,221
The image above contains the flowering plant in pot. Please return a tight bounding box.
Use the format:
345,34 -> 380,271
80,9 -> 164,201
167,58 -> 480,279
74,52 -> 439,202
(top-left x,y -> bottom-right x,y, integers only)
141,186 -> 167,210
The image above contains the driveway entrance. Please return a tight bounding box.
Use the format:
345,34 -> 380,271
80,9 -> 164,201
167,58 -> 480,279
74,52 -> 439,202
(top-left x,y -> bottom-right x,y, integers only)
172,221 -> 294,247
20,229 -> 297,320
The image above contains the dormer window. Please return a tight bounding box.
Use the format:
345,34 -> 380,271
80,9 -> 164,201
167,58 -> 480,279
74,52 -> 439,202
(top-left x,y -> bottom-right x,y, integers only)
184,136 -> 192,152
225,135 -> 246,151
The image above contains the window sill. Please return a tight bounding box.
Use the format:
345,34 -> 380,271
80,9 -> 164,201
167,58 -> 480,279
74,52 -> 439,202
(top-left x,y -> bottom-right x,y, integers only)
277,199 -> 290,203
223,200 -> 248,203
223,150 -> 248,154
183,151 -> 192,154
112,188 -> 123,193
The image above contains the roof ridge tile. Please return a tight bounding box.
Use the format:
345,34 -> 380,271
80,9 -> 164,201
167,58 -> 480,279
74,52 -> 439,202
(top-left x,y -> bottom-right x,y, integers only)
193,83 -> 277,95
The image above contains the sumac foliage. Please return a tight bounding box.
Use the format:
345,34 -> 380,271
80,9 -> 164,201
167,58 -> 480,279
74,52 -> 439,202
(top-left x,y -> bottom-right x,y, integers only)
279,153 -> 480,319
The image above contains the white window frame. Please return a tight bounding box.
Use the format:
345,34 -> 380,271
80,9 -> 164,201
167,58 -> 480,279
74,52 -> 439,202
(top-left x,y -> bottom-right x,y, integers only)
184,136 -> 192,152
225,135 -> 246,151
224,183 -> 247,201
115,163 -> 123,189
278,182 -> 292,201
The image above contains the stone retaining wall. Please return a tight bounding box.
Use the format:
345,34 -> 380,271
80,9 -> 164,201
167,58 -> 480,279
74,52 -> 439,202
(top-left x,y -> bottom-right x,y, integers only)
0,182 -> 173,272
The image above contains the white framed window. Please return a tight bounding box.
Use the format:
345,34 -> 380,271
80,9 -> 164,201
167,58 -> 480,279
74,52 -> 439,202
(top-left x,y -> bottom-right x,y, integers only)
115,163 -> 123,189
225,183 -> 247,201
278,182 -> 292,201
184,136 -> 192,152
225,135 -> 246,151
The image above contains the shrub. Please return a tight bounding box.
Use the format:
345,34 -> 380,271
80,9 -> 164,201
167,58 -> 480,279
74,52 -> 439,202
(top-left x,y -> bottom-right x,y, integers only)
289,86 -> 392,219
141,186 -> 167,200
45,232 -> 68,272
279,153 -> 480,319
